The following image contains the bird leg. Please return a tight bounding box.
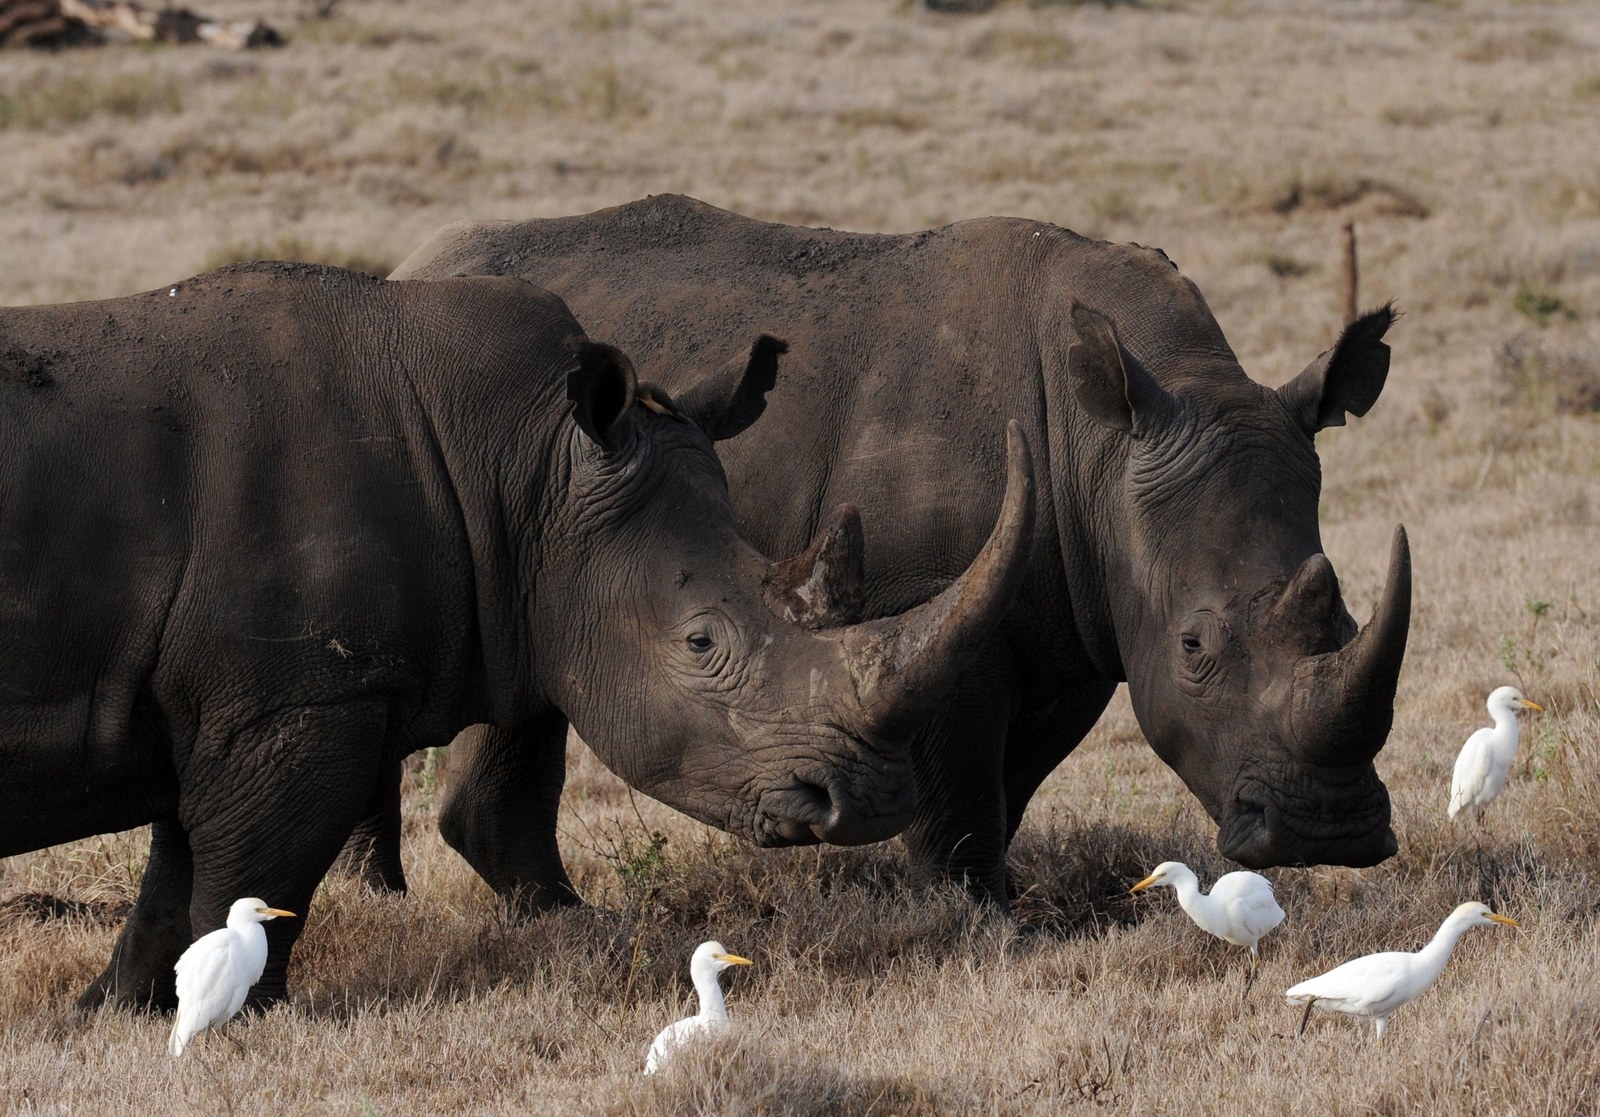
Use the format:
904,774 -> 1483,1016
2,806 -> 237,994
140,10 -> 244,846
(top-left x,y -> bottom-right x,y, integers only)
1472,824 -> 1496,906
218,1026 -> 247,1055
1295,997 -> 1316,1038
1240,951 -> 1259,1001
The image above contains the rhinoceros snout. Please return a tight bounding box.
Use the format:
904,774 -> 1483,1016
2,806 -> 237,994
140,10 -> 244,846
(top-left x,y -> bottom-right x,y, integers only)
1217,781 -> 1397,869
757,772 -> 916,847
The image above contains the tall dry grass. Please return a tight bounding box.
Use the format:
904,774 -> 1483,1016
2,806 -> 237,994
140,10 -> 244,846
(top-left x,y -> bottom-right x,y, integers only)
4,711 -> 1598,1114
2,0 -> 1598,1113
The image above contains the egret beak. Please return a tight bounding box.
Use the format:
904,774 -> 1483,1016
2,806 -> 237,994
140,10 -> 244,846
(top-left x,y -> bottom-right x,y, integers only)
714,953 -> 753,966
1488,913 -> 1520,927
1519,698 -> 1545,713
259,908 -> 297,918
1129,875 -> 1159,895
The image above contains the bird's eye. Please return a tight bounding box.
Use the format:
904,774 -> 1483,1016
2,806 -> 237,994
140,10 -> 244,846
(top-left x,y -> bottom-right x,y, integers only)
686,633 -> 714,653
1181,634 -> 1203,655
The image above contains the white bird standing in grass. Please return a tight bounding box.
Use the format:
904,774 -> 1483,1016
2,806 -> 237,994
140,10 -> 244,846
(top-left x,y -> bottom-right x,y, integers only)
1285,901 -> 1518,1040
169,897 -> 295,1057
1448,686 -> 1545,821
643,940 -> 752,1075
1130,861 -> 1285,992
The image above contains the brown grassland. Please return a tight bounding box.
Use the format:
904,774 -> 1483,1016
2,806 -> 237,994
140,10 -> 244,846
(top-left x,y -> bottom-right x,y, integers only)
2,0 -> 1599,1112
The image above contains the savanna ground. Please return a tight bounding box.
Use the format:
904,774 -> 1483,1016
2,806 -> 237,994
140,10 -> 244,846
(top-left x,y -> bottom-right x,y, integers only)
2,0 -> 1599,1112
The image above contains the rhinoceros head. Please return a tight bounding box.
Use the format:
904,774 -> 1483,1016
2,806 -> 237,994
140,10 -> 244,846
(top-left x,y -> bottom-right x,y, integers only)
542,335 -> 1034,848
1070,304 -> 1406,869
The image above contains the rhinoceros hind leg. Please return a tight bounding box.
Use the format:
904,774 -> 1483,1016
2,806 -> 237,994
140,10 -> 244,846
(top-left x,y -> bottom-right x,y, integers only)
331,760 -> 408,894
439,716 -> 580,919
184,702 -> 388,1007
77,817 -> 193,1012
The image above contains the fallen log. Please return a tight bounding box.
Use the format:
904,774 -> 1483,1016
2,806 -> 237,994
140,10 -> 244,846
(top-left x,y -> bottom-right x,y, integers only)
0,0 -> 280,49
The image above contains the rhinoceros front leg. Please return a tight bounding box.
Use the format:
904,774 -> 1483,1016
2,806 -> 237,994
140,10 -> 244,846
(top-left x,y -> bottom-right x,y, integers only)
331,759 -> 407,894
78,818 -> 193,1011
438,715 -> 579,918
900,648 -> 1022,907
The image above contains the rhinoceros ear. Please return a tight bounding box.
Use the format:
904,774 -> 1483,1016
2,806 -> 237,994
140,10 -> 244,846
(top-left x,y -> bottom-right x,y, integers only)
566,338 -> 638,449
1279,304 -> 1396,432
675,334 -> 787,442
1068,304 -> 1171,435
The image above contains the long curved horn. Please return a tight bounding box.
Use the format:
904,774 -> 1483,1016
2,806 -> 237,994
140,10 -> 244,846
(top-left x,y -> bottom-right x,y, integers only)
840,421 -> 1035,740
1289,525 -> 1411,762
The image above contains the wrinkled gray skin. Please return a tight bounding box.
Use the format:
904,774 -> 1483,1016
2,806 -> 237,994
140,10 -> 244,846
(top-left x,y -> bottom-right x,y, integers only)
374,194 -> 1411,907
0,261 -> 1034,1008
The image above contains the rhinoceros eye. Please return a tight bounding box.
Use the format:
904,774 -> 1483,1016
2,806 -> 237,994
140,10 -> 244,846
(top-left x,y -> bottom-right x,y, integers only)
1180,633 -> 1203,655
686,632 -> 715,653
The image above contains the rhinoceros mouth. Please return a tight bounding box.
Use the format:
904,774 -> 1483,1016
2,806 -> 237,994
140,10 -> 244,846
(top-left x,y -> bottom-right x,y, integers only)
753,771 -> 915,848
1218,769 -> 1396,869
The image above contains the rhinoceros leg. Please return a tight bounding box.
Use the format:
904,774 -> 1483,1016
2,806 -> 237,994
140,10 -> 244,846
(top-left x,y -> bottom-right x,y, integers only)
77,818 -> 193,1011
899,648 -> 1022,907
438,716 -> 579,918
1000,678 -> 1118,844
331,760 -> 407,894
182,702 -> 388,1006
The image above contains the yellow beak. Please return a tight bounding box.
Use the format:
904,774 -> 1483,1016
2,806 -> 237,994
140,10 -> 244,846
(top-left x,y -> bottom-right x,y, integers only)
715,953 -> 753,966
1488,913 -> 1520,927
1129,875 -> 1159,895
1520,698 -> 1545,713
259,908 -> 297,919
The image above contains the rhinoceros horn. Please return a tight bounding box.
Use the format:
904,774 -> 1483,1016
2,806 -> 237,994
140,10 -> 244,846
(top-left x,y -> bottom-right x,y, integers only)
763,504 -> 866,629
1288,525 -> 1411,763
1269,552 -> 1352,657
839,420 -> 1035,740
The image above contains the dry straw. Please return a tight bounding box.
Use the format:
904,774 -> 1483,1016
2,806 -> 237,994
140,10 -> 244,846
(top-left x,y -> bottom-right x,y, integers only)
3,0 -> 1599,1112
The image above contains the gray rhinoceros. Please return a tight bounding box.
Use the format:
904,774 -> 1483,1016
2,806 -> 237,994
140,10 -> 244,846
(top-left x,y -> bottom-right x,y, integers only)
389,195 -> 1412,906
0,261 -> 1034,1007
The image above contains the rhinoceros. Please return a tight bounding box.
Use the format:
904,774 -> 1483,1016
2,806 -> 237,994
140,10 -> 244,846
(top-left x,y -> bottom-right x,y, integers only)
0,260 -> 1033,1007
385,194 -> 1412,907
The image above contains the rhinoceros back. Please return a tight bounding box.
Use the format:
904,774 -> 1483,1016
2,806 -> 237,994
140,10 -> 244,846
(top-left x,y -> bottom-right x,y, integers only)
0,263 -> 569,851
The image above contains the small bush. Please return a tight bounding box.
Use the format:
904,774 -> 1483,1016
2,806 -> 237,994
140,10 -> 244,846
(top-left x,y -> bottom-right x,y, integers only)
1459,26 -> 1573,64
967,28 -> 1075,67
1512,284 -> 1576,327
1267,173 -> 1430,219
1265,254 -> 1313,279
0,73 -> 182,132
1493,331 -> 1600,414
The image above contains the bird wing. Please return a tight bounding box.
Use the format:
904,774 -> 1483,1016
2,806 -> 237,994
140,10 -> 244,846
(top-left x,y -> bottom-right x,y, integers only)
643,1029 -> 669,1075
174,931 -> 246,1032
645,1017 -> 697,1074
644,1014 -> 725,1074
1449,728 -> 1496,816
1213,872 -> 1286,941
1286,952 -> 1411,1015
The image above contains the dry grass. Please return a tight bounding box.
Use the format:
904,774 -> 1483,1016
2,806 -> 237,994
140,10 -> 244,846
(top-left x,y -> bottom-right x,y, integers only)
3,0 -> 1600,1112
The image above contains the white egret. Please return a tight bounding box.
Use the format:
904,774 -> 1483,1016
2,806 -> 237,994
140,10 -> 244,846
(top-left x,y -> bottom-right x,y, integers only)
1129,861 -> 1285,990
1285,901 -> 1518,1040
169,897 -> 295,1057
643,940 -> 752,1075
1448,686 -> 1544,821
